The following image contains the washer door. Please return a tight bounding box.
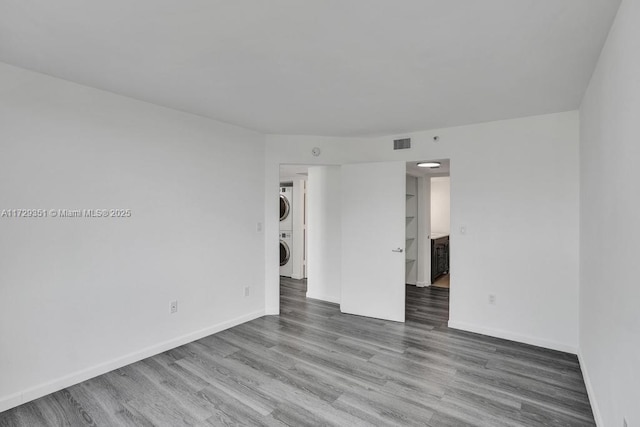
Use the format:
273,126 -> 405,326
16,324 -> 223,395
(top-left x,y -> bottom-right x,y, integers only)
280,194 -> 290,221
280,240 -> 290,266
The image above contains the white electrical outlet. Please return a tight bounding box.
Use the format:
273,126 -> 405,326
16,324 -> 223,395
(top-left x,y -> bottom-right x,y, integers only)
170,300 -> 178,314
489,294 -> 496,305
244,286 -> 250,297
256,222 -> 262,232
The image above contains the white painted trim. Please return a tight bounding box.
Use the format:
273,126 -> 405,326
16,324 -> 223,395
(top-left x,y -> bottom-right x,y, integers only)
447,320 -> 578,354
306,292 -> 340,305
0,309 -> 265,413
577,351 -> 602,427
265,305 -> 279,315
416,281 -> 431,287
0,392 -> 22,414
291,273 -> 304,280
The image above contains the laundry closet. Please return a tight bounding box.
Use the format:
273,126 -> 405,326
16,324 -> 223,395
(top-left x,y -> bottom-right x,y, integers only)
278,172 -> 308,279
279,185 -> 294,277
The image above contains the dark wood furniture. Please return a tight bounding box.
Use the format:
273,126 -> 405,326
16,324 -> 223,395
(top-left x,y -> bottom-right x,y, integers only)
431,234 -> 449,283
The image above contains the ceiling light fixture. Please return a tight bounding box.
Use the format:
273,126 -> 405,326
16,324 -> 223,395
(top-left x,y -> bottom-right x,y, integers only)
417,162 -> 441,168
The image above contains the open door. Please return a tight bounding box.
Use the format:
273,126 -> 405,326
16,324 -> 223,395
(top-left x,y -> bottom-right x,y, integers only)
341,161 -> 406,322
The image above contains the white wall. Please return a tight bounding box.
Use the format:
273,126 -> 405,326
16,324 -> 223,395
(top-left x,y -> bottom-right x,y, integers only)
431,176 -> 451,235
306,166 -> 341,303
0,63 -> 266,411
579,0 -> 640,425
265,111 -> 580,352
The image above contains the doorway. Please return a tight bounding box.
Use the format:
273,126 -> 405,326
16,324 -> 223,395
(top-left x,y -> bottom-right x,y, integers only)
430,175 -> 451,288
274,160 -> 450,324
279,165 -> 310,284
278,164 -> 313,314
405,159 -> 451,321
278,162 -> 407,322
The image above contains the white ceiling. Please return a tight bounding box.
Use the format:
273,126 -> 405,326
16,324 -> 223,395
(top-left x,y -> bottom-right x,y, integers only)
0,1 -> 621,136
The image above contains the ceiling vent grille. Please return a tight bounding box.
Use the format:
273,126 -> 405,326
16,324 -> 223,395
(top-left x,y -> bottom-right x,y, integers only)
393,138 -> 411,150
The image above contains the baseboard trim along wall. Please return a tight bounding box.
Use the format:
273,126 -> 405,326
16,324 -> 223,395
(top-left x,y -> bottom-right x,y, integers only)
0,309 -> 265,413
448,320 -> 578,354
265,305 -> 280,316
0,393 -> 22,416
306,293 -> 340,305
577,351 -> 603,427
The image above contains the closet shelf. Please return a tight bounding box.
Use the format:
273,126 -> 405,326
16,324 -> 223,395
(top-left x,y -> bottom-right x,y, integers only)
406,176 -> 418,284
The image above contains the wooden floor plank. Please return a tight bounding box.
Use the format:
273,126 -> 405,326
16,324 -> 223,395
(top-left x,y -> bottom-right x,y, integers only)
0,279 -> 596,426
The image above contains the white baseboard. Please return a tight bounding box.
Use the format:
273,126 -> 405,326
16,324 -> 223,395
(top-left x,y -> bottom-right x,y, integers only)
416,281 -> 430,287
306,292 -> 340,305
447,320 -> 578,354
265,305 -> 279,315
0,309 -> 265,413
0,392 -> 22,414
577,351 -> 602,427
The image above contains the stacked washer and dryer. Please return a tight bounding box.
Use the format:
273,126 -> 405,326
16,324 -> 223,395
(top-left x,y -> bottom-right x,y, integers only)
279,186 -> 293,277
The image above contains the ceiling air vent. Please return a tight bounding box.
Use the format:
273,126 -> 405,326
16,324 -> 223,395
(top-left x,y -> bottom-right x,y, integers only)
393,138 -> 411,150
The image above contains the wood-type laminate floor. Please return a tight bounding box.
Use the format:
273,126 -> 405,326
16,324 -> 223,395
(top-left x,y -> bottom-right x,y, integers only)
431,274 -> 450,289
0,279 -> 595,426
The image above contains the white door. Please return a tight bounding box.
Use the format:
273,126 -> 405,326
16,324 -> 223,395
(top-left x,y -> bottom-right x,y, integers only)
341,161 -> 406,322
